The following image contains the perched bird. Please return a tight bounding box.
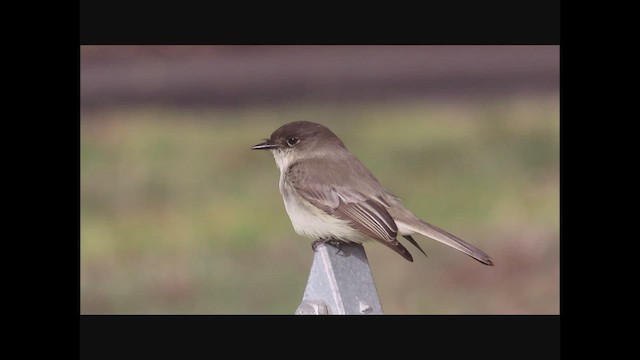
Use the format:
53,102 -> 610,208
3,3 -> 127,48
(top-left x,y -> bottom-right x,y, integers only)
252,121 -> 493,265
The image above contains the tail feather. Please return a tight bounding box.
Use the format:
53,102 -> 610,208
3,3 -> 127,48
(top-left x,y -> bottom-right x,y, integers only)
399,219 -> 494,266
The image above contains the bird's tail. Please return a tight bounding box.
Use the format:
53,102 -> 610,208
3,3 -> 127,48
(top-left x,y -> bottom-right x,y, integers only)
397,217 -> 494,266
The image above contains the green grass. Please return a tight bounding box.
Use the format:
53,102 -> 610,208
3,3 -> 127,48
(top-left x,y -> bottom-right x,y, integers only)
81,94 -> 559,314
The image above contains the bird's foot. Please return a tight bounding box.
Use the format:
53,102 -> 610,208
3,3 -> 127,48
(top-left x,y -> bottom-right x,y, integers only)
312,237 -> 350,257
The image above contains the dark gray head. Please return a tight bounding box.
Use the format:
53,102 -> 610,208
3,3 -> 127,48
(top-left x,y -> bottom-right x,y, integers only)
251,121 -> 346,153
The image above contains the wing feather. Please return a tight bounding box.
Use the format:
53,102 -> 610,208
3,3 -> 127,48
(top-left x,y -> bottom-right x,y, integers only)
287,162 -> 413,261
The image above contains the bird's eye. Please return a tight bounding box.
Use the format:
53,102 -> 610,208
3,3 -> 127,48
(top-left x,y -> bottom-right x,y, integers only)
287,137 -> 300,147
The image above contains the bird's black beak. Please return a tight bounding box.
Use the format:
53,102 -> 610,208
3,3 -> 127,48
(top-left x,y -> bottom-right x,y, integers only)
251,139 -> 279,150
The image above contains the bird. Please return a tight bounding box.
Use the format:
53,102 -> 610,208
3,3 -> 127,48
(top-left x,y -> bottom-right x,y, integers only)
251,121 -> 493,265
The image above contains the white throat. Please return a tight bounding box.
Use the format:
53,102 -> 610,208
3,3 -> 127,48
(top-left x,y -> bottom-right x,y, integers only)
271,149 -> 296,173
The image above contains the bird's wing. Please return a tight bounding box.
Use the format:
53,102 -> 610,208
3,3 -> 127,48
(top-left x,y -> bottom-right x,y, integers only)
287,161 -> 413,262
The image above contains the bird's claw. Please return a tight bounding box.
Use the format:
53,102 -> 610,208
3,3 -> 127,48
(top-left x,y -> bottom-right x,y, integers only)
312,238 -> 350,257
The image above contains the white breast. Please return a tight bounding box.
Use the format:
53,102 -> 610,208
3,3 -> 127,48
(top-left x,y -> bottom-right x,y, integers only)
272,150 -> 366,243
281,182 -> 366,243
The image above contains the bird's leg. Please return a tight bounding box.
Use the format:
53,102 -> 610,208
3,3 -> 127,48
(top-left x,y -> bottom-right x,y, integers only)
312,237 -> 350,257
311,237 -> 332,252
330,239 -> 350,257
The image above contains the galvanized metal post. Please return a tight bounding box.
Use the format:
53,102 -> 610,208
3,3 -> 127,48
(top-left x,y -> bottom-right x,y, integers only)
295,242 -> 384,315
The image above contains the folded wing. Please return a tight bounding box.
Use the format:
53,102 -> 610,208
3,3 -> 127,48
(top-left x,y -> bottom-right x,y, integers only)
291,180 -> 414,262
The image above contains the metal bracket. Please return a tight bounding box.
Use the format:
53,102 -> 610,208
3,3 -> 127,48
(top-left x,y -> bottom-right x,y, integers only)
295,242 -> 383,315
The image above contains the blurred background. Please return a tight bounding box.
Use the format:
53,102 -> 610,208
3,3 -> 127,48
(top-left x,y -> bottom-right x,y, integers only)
81,45 -> 559,314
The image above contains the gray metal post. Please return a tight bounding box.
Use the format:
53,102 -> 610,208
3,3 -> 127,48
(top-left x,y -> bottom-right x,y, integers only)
295,242 -> 384,315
